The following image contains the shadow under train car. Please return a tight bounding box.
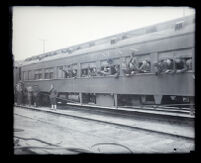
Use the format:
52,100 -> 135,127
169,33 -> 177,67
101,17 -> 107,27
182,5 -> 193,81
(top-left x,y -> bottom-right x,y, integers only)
56,93 -> 80,107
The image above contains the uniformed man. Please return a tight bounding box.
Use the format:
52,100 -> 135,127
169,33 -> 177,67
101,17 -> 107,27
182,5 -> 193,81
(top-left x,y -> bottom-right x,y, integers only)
82,69 -> 88,77
138,60 -> 151,73
99,59 -> 113,76
88,67 -> 97,77
26,86 -> 33,106
175,58 -> 188,73
154,58 -> 174,75
121,57 -> 131,77
72,69 -> 77,78
33,85 -> 40,107
49,84 -> 58,110
186,58 -> 192,71
129,56 -> 139,75
113,65 -> 120,78
101,66 -> 111,76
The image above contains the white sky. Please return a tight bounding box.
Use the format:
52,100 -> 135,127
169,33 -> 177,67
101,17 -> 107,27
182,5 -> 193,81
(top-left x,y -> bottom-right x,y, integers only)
12,6 -> 195,61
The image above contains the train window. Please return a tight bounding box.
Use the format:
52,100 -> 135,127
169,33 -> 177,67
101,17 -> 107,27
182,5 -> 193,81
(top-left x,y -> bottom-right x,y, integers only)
158,51 -> 174,61
173,49 -> 192,59
135,54 -> 150,62
34,69 -> 43,80
138,60 -> 151,73
34,74 -> 42,80
81,69 -> 89,77
44,68 -> 54,79
23,71 -> 28,81
173,49 -> 193,71
28,70 -> 32,80
81,62 -> 96,77
57,66 -> 64,78
99,59 -> 120,76
63,64 -> 78,78
174,57 -> 192,71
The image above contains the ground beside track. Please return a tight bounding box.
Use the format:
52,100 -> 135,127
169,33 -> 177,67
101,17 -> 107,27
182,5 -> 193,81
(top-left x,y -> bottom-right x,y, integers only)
14,106 -> 194,154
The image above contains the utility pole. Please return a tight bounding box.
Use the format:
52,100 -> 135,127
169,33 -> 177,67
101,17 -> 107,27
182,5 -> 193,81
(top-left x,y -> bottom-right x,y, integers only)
39,39 -> 47,53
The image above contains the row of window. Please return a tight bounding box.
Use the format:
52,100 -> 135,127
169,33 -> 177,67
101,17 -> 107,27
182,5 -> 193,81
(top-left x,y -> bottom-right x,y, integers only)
22,54 -> 193,81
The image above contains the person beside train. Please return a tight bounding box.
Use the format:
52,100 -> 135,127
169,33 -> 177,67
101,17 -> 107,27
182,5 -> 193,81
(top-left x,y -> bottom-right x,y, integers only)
16,81 -> 24,106
26,86 -> 33,106
33,85 -> 40,107
49,84 -> 58,110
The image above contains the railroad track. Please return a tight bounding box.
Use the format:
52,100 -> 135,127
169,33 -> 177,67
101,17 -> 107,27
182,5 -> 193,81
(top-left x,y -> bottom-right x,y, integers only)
56,103 -> 194,127
14,105 -> 194,141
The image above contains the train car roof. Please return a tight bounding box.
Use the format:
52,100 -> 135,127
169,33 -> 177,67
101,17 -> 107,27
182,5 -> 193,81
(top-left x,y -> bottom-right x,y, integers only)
20,15 -> 195,66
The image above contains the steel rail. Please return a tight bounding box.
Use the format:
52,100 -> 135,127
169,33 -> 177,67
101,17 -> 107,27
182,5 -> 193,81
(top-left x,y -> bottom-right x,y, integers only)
15,105 -> 194,141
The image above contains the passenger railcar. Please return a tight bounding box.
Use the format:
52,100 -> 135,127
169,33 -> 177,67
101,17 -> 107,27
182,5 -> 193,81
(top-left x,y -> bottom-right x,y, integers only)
15,15 -> 195,108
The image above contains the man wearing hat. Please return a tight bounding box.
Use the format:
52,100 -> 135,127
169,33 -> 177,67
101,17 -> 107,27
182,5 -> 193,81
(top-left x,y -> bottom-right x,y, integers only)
175,58 -> 188,73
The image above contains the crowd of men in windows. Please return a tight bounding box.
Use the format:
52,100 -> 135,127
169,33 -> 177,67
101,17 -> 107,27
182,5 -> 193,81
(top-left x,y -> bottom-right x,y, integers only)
22,52 -> 193,81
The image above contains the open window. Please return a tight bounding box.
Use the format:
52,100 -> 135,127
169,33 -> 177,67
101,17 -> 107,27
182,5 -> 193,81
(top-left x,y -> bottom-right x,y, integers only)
44,68 -> 54,79
99,58 -> 120,76
66,63 -> 78,78
22,71 -> 28,81
81,62 -> 96,77
135,54 -> 151,73
174,49 -> 193,71
34,69 -> 43,80
57,66 -> 64,78
28,70 -> 32,80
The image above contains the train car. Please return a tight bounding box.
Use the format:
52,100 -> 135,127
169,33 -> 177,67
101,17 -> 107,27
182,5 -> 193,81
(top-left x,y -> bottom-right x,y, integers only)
15,15 -> 195,108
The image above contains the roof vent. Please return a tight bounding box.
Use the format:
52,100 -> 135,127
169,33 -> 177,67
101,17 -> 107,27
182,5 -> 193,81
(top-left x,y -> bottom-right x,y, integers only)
122,35 -> 128,40
146,26 -> 157,34
175,21 -> 184,31
110,39 -> 117,44
89,42 -> 95,47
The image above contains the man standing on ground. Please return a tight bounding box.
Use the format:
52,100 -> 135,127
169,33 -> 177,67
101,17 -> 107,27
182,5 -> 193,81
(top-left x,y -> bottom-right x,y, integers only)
49,84 -> 58,110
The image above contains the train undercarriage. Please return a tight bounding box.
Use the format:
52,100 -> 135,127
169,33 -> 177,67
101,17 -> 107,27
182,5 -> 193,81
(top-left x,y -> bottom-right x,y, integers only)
34,92 -> 194,110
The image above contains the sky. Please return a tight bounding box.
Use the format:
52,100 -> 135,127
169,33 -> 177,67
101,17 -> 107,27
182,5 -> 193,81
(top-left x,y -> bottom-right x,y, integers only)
12,6 -> 195,61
